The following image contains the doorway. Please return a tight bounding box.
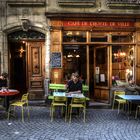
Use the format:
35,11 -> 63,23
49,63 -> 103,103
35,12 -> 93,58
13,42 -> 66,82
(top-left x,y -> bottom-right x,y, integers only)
8,41 -> 27,94
8,30 -> 45,98
63,45 -> 87,84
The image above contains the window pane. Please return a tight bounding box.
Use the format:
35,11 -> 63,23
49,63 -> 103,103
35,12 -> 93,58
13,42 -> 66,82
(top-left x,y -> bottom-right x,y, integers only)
63,31 -> 86,42
112,45 -> 134,86
91,33 -> 108,42
112,33 -> 133,43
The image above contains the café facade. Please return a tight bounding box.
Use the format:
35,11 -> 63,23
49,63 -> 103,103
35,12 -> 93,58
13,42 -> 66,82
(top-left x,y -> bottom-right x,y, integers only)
46,13 -> 140,103
1,0 -> 140,104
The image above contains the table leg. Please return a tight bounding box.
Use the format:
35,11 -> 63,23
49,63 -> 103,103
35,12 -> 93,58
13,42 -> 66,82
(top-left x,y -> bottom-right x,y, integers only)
3,96 -> 9,111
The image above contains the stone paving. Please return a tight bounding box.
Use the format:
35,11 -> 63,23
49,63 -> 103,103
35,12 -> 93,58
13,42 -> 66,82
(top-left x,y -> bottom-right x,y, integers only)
0,104 -> 140,140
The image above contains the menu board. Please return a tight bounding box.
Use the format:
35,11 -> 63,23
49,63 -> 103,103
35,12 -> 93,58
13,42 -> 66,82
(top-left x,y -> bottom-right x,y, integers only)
50,52 -> 62,68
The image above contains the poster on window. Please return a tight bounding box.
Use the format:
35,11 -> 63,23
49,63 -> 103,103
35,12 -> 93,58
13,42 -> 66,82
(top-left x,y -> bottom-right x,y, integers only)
100,74 -> 105,82
95,67 -> 100,74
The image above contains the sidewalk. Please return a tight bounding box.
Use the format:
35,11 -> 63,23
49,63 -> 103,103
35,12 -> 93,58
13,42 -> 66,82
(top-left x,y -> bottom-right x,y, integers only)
0,102 -> 140,140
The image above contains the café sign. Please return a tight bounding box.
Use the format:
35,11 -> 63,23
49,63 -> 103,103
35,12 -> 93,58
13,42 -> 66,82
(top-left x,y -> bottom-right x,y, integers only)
62,21 -> 134,27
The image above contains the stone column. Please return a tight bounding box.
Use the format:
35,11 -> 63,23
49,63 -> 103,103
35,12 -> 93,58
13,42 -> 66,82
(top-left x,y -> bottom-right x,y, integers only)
0,31 -> 8,74
45,29 -> 51,79
0,1 -> 8,74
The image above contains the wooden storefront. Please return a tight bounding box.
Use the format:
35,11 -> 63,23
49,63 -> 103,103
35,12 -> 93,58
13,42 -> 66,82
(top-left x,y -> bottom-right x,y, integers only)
46,13 -> 140,104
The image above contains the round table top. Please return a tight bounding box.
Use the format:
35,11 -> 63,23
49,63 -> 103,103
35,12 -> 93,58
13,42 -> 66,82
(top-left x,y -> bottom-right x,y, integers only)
0,89 -> 19,96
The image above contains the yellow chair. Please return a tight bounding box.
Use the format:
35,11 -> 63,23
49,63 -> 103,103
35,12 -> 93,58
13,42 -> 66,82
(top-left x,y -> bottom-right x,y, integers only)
50,96 -> 67,122
135,105 -> 140,119
112,91 -> 126,114
8,93 -> 29,122
68,97 -> 86,123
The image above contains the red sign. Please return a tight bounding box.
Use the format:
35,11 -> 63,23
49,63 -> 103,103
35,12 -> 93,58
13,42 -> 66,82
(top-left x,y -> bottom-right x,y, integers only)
63,21 -> 134,28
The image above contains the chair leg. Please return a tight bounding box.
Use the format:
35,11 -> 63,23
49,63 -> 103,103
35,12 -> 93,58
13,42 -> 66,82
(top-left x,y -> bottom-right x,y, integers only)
27,106 -> 30,120
68,106 -> 70,119
130,102 -> 132,114
83,107 -> 86,123
21,107 -> 24,122
112,97 -> 115,110
7,106 -> 11,121
123,103 -> 125,111
69,107 -> 72,123
50,104 -> 52,117
65,106 -> 67,122
51,107 -> 54,122
135,106 -> 139,119
118,102 -> 120,114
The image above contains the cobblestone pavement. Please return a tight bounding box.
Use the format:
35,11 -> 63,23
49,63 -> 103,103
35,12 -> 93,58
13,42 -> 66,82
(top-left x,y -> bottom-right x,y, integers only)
0,105 -> 140,140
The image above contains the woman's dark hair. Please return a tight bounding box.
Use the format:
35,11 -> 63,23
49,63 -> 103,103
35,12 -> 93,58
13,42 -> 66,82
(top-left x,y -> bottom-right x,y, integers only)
2,72 -> 8,78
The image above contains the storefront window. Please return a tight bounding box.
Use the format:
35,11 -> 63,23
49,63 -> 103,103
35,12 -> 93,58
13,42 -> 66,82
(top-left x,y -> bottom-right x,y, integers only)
91,33 -> 108,42
112,33 -> 133,43
112,45 -> 134,86
63,31 -> 86,42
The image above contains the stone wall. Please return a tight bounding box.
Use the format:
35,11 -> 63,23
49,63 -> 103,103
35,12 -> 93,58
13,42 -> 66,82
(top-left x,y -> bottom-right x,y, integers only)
0,0 -> 47,74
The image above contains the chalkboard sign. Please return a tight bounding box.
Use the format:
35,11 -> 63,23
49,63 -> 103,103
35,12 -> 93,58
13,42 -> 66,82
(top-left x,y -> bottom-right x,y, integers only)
50,52 -> 62,68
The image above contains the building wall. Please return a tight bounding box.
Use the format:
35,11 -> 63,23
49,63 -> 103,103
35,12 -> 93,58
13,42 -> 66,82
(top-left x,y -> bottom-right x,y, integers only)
0,0 -> 140,76
1,0 -> 140,98
0,0 -> 48,75
46,0 -> 140,14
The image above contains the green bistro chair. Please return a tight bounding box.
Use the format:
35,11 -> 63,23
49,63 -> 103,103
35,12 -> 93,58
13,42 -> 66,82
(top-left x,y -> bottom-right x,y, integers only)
82,85 -> 90,107
68,97 -> 86,123
48,83 -> 90,107
112,91 -> 126,114
49,84 -> 66,92
135,105 -> 140,119
8,93 -> 30,122
50,96 -> 67,122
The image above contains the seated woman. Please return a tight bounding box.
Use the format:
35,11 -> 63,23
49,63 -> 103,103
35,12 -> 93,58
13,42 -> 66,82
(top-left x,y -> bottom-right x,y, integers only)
66,72 -> 82,94
0,72 -> 8,89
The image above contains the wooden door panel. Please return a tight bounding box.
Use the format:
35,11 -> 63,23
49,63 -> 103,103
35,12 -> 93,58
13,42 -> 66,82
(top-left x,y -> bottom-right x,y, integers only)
27,41 -> 45,99
136,32 -> 140,84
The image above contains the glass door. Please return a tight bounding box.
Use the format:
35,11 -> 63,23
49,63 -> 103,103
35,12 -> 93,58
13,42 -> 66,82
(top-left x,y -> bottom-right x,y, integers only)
94,46 -> 110,103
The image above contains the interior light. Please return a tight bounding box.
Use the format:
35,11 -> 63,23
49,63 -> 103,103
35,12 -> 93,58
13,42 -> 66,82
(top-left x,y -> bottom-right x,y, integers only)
76,55 -> 80,58
76,32 -> 80,35
66,31 -> 73,36
67,54 -> 73,58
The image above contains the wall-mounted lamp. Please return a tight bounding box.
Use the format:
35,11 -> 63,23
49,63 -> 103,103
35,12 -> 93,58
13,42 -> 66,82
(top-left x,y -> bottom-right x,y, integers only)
97,2 -> 102,12
19,46 -> 26,58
